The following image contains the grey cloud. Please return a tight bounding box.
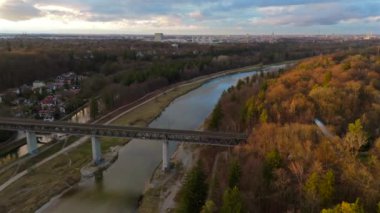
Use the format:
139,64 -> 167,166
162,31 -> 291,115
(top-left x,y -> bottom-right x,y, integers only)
0,0 -> 41,21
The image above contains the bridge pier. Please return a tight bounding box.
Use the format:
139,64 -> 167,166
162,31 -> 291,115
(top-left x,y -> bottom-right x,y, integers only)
26,131 -> 38,154
162,140 -> 169,171
91,135 -> 102,165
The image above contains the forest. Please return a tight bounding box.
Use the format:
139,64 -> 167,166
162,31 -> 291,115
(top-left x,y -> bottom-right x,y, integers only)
1,38 -> 378,115
177,47 -> 380,212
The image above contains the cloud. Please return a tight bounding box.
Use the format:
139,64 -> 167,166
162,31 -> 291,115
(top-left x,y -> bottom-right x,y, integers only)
0,0 -> 41,21
342,16 -> 380,24
252,2 -> 380,26
34,4 -> 90,21
189,11 -> 204,20
0,0 -> 379,34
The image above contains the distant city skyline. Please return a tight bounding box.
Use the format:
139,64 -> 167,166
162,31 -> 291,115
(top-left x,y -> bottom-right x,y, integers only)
0,0 -> 379,34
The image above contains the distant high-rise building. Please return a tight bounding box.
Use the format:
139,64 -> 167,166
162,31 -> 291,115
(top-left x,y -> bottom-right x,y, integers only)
154,33 -> 164,42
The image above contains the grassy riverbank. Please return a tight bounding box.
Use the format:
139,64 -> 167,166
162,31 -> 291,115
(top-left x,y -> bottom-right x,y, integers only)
0,62 -> 285,212
138,61 -> 299,212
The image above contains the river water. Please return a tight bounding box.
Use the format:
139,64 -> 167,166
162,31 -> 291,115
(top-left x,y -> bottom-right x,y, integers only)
39,65 -> 285,212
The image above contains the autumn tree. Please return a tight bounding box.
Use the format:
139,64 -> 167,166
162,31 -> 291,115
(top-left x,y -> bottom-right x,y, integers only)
344,119 -> 368,155
260,109 -> 268,123
304,170 -> 335,210
321,199 -> 364,213
323,71 -> 332,86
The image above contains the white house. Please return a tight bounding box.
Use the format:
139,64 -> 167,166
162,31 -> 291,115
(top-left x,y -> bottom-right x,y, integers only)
32,81 -> 46,90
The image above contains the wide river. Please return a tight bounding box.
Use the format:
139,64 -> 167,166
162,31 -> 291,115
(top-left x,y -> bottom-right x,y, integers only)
40,65 -> 284,212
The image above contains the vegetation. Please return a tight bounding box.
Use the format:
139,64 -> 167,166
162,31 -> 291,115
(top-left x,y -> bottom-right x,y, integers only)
321,199 -> 364,213
201,200 -> 216,213
208,103 -> 223,130
204,47 -> 380,212
228,159 -> 241,188
0,74 -> 210,212
177,163 -> 208,213
89,98 -> 99,120
1,38 -> 377,117
221,186 -> 244,213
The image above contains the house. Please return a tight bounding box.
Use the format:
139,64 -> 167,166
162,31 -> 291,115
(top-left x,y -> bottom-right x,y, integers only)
59,105 -> 66,114
32,81 -> 46,90
11,97 -> 26,105
40,95 -> 56,108
136,51 -> 144,58
56,72 -> 78,86
46,82 -> 57,93
38,109 -> 55,118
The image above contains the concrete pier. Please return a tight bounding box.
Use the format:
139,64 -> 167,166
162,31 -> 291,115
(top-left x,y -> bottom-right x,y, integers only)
91,135 -> 102,165
162,140 -> 169,171
26,131 -> 38,154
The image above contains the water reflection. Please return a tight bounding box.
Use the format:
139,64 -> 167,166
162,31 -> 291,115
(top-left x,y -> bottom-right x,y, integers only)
70,107 -> 91,124
0,105 -> 92,164
41,69 -> 269,213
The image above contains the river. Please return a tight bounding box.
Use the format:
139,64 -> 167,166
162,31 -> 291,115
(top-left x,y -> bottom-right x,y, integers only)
38,65 -> 285,212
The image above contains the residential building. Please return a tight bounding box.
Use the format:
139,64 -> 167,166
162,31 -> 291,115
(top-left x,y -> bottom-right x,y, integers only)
32,81 -> 46,90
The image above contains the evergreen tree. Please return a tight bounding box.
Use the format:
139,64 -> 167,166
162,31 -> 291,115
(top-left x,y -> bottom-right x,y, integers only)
263,149 -> 282,185
228,160 -> 241,188
221,186 -> 244,213
209,102 -> 223,130
177,163 -> 208,213
201,200 -> 216,213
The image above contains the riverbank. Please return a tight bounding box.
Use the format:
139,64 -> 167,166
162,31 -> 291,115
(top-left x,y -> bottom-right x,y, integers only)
138,61 -> 298,212
0,61 -> 294,212
0,81 -> 205,212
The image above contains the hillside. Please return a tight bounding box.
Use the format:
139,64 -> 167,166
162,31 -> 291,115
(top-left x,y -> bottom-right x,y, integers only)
200,49 -> 380,212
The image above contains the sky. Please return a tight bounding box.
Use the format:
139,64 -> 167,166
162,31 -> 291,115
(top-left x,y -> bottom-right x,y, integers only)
0,0 -> 379,35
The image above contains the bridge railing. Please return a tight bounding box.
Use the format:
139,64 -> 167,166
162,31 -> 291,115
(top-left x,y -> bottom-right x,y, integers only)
0,117 -> 246,146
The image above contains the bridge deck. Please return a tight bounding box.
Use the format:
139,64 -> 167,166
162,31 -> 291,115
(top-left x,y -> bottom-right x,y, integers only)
0,117 -> 246,146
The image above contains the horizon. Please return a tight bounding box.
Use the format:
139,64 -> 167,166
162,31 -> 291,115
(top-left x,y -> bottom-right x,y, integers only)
0,0 -> 379,34
1,32 -> 380,36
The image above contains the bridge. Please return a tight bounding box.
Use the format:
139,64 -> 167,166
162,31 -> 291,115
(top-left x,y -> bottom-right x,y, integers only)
0,117 -> 246,170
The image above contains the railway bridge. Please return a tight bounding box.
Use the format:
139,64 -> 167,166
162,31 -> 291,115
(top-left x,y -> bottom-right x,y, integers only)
0,117 -> 246,170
